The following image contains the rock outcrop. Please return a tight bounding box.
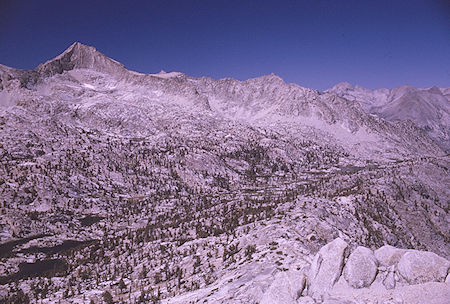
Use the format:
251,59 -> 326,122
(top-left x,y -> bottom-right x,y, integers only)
397,250 -> 450,285
36,42 -> 126,78
260,270 -> 305,304
374,245 -> 408,267
299,239 -> 450,304
343,246 -> 378,288
307,238 -> 348,299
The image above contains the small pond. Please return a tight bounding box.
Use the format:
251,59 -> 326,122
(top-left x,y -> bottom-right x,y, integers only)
0,259 -> 67,284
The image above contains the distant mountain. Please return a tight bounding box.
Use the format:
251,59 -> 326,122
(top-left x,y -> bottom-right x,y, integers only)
1,43 -> 443,158
327,82 -> 450,151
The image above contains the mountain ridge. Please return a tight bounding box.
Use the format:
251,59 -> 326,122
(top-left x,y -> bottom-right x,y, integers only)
0,42 -> 449,304
327,81 -> 450,151
0,42 -> 445,158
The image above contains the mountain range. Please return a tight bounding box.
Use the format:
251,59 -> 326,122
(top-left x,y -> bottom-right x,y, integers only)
0,42 -> 448,303
327,81 -> 450,152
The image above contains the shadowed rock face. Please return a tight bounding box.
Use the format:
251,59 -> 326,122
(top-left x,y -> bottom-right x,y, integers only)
0,65 -> 40,89
37,44 -> 77,77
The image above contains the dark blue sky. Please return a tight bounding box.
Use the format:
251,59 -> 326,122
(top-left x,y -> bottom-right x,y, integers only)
0,0 -> 449,90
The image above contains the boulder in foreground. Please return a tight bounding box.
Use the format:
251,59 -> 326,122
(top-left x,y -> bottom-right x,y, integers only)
343,246 -> 378,288
397,250 -> 450,285
308,238 -> 348,298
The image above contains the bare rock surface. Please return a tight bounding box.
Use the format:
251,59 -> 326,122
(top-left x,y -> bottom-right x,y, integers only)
382,266 -> 397,290
297,240 -> 450,304
308,238 -> 348,298
330,281 -> 450,304
343,246 -> 378,288
260,270 -> 305,304
397,250 -> 450,285
297,296 -> 316,304
322,297 -> 357,304
374,245 -> 408,267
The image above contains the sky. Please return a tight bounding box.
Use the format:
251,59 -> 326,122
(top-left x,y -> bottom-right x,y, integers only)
0,0 -> 449,90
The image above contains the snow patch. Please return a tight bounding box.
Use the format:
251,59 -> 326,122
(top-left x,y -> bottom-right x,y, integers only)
82,83 -> 95,90
149,71 -> 183,79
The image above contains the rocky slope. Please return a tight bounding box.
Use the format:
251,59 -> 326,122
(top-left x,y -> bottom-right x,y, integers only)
0,43 -> 448,303
327,82 -> 450,152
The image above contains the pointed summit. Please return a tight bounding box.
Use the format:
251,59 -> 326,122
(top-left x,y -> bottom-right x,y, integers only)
329,82 -> 354,92
427,86 -> 442,95
36,42 -> 125,77
249,73 -> 285,85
